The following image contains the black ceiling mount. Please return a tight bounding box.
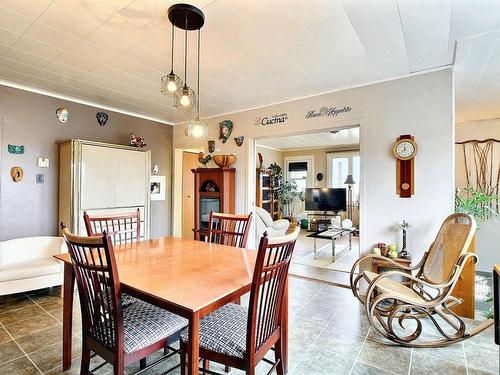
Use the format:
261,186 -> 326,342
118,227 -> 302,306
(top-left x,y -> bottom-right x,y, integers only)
168,3 -> 205,30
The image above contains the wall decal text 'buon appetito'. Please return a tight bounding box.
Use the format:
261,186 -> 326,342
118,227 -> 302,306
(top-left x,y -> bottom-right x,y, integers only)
305,106 -> 352,119
254,113 -> 288,126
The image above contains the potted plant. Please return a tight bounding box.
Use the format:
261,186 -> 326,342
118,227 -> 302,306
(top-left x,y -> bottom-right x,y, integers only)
455,187 -> 498,318
281,179 -> 304,229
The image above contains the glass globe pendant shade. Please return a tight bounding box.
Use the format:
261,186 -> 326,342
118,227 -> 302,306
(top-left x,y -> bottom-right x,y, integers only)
174,84 -> 196,111
185,116 -> 208,138
161,71 -> 183,97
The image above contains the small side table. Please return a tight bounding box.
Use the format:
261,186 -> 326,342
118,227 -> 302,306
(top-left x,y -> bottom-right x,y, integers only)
372,257 -> 412,276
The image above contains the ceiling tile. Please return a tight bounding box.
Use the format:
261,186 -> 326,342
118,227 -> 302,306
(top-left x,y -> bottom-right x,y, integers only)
69,40 -> 116,65
36,3 -> 101,38
341,0 -> 409,75
43,60 -> 88,78
0,26 -> 20,47
12,36 -> 67,61
0,0 -> 53,19
398,0 -> 452,72
0,6 -> 34,34
23,23 -> 80,50
3,47 -> 52,68
85,26 -> 136,54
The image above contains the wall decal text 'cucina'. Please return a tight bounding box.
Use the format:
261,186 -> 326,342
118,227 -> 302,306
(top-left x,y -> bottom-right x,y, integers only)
305,106 -> 352,119
254,113 -> 288,126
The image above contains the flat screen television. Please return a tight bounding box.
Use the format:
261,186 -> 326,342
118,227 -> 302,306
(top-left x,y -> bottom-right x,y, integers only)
305,188 -> 347,213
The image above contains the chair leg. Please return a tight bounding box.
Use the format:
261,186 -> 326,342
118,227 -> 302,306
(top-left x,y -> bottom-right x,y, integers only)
140,358 -> 146,370
224,364 -> 231,373
275,338 -> 284,375
180,344 -> 186,375
203,359 -> 210,374
80,347 -> 91,375
114,361 -> 124,375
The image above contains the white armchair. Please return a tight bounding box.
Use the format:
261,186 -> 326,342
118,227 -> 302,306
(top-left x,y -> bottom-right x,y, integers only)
0,236 -> 66,295
255,207 -> 290,242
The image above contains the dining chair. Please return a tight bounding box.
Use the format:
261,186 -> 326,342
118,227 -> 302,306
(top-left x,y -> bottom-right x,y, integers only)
179,227 -> 300,375
83,209 -> 141,245
207,211 -> 253,248
61,224 -> 187,375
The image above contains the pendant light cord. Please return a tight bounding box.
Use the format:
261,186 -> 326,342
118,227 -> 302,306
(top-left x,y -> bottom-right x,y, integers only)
183,12 -> 188,86
170,23 -> 175,72
197,29 -> 201,116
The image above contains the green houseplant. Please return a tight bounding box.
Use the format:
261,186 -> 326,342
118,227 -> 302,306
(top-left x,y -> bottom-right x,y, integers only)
455,187 -> 498,319
280,180 -> 304,225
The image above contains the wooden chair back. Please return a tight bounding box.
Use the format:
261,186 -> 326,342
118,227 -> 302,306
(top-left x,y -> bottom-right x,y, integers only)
83,209 -> 141,245
246,227 -> 299,359
61,225 -> 123,355
207,211 -> 252,248
421,213 -> 476,285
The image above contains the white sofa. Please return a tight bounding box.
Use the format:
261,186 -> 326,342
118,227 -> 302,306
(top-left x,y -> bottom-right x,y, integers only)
255,207 -> 290,242
0,236 -> 66,295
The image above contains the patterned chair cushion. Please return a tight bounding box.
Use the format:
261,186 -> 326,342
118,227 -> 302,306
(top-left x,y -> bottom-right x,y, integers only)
123,300 -> 188,354
121,292 -> 138,308
179,303 -> 248,359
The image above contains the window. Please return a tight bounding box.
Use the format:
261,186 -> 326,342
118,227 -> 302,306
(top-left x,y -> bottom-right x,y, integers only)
327,152 -> 360,202
289,170 -> 307,193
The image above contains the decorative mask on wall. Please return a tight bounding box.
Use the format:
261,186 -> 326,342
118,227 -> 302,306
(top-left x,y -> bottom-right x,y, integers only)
96,112 -> 108,126
208,140 -> 215,153
56,108 -> 69,123
10,167 -> 23,182
7,144 -> 24,154
152,164 -> 159,174
234,136 -> 244,147
218,120 -> 233,143
316,172 -> 324,181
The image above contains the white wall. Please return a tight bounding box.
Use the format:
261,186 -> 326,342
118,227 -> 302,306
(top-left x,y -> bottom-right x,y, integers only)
174,69 -> 455,258
456,119 -> 500,272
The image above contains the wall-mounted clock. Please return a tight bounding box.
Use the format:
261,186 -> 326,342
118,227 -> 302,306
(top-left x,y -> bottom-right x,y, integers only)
393,135 -> 417,198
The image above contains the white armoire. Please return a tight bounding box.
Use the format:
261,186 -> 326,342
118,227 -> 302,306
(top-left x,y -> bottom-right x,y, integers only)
58,139 -> 151,238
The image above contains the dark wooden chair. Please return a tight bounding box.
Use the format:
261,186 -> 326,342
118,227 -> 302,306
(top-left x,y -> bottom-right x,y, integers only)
179,227 -> 300,375
61,224 -> 187,375
207,211 -> 253,248
83,209 -> 141,245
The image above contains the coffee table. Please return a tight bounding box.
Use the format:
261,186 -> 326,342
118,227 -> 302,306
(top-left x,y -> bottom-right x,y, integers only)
307,227 -> 355,261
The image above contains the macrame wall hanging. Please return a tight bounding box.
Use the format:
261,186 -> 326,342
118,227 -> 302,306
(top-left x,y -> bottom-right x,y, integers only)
456,138 -> 500,215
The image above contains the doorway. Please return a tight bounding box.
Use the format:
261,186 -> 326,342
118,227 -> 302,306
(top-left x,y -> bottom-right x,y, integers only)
181,152 -> 199,239
254,125 -> 362,286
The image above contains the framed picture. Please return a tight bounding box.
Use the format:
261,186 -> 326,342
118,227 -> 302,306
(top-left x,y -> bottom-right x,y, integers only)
150,175 -> 166,201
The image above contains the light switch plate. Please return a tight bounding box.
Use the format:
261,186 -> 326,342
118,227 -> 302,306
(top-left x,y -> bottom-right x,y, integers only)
37,157 -> 49,168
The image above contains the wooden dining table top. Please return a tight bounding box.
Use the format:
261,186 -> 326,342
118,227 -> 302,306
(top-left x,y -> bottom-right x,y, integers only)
54,236 -> 256,313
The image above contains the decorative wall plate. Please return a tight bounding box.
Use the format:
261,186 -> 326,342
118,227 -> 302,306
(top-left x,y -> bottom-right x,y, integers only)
10,166 -> 23,182
219,120 -> 233,143
208,140 -> 215,153
234,136 -> 244,146
56,108 -> 69,123
96,112 -> 108,126
8,144 -> 24,154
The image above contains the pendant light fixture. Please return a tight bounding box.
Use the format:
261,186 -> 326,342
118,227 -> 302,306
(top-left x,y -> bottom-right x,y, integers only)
186,29 -> 208,138
160,23 -> 182,96
162,3 -> 204,113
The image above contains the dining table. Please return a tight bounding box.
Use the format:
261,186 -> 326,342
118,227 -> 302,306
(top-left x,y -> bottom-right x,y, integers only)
54,236 -> 289,375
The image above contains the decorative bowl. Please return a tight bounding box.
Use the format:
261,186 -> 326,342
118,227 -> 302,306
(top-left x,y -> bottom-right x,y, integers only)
213,154 -> 236,168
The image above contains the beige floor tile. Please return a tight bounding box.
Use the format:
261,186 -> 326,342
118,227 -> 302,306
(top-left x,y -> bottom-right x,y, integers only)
4,312 -> 61,339
0,355 -> 40,375
0,340 -> 24,365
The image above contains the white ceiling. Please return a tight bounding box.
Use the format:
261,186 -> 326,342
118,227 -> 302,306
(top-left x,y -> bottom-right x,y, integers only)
258,128 -> 359,151
0,0 -> 499,124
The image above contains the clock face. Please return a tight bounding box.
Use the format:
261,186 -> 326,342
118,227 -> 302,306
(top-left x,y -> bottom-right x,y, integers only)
394,139 -> 417,160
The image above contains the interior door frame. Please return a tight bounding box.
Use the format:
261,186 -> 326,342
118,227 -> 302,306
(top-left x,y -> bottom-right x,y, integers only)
248,120 -> 367,255
172,147 -> 203,237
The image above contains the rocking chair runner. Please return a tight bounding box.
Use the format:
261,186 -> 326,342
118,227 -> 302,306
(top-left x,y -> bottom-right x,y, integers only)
350,213 -> 493,347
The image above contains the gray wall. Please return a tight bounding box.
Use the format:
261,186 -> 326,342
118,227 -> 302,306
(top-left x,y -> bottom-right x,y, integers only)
0,85 -> 173,240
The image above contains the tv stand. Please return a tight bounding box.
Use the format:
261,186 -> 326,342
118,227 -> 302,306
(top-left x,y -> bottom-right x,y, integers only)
307,212 -> 342,232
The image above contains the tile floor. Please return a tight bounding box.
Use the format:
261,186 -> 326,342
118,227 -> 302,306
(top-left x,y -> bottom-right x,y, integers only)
0,277 -> 498,375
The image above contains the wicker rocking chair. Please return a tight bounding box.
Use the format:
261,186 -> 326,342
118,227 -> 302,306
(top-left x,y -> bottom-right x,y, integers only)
350,213 -> 493,347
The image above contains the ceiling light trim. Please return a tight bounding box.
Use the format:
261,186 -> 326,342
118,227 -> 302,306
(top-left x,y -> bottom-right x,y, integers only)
0,79 -> 174,125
